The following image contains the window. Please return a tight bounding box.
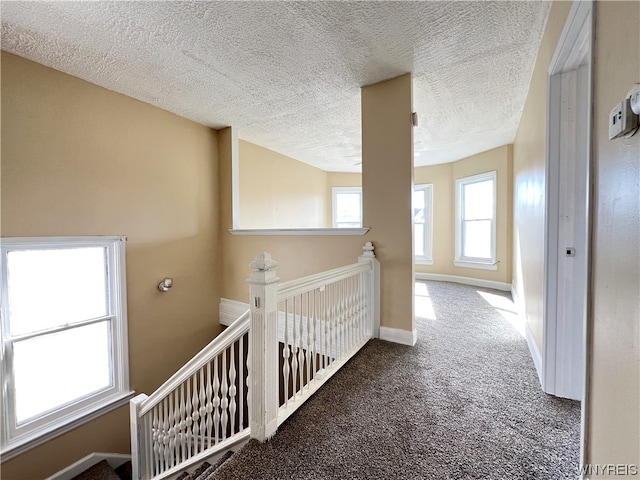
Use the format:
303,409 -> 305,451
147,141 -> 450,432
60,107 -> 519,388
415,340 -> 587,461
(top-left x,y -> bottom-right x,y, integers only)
455,172 -> 497,270
1,236 -> 131,459
332,187 -> 362,228
413,184 -> 433,265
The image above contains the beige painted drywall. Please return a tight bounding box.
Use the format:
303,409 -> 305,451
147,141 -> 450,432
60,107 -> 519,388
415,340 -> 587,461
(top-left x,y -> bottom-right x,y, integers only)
588,1 -> 639,473
362,74 -> 415,335
219,133 -> 366,302
239,140 -> 328,228
1,52 -> 223,479
325,172 -> 362,227
415,145 -> 513,284
512,0 -> 571,351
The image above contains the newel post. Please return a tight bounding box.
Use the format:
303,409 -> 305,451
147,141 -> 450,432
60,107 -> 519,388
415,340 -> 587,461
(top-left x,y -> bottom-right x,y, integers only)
358,242 -> 380,339
247,252 -> 280,442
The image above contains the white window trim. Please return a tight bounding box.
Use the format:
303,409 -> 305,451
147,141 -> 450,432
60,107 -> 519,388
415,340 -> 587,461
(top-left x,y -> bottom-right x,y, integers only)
0,236 -> 133,460
414,184 -> 434,265
454,171 -> 498,270
331,186 -> 363,228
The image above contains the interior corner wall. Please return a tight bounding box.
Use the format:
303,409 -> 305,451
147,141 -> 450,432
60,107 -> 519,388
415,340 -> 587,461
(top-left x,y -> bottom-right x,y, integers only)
414,145 -> 513,285
1,52 -> 222,479
218,136 -> 366,303
511,0 -> 571,352
238,140 -> 328,228
589,0 -> 639,471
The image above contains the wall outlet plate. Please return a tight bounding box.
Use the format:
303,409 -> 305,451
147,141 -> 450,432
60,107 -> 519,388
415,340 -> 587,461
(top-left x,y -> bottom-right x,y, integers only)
609,98 -> 639,140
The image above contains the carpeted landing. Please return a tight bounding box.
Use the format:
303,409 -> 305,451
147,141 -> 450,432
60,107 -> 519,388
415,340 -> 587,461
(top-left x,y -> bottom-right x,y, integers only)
209,281 -> 581,479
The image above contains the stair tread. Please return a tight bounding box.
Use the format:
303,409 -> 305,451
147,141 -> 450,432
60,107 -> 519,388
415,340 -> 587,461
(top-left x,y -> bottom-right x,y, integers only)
70,460 -> 120,480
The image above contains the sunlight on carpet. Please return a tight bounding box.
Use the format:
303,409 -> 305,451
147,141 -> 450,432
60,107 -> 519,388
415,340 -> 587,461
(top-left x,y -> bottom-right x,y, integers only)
414,282 -> 436,320
477,290 -> 525,337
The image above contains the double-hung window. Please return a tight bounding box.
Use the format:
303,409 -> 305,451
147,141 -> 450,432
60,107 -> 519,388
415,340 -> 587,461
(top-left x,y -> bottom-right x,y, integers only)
454,172 -> 497,270
413,184 -> 433,265
332,187 -> 362,228
1,236 -> 131,459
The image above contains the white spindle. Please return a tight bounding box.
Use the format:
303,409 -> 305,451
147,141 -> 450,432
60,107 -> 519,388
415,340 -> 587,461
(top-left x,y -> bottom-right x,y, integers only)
221,351 -> 229,441
229,343 -> 237,434
213,356 -> 220,444
239,337 -> 244,430
179,384 -> 186,463
283,299 -> 290,407
206,362 -> 213,448
291,295 -> 298,400
297,294 -> 304,396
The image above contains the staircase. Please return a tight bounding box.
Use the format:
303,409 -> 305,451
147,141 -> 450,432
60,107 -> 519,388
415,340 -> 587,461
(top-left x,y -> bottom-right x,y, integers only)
129,243 -> 380,480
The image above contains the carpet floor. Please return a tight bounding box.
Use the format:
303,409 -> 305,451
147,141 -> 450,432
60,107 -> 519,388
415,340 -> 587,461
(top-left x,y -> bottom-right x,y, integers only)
210,281 -> 581,479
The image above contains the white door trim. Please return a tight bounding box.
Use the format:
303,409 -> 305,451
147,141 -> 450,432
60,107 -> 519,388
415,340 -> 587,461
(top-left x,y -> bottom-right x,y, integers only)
544,0 -> 593,475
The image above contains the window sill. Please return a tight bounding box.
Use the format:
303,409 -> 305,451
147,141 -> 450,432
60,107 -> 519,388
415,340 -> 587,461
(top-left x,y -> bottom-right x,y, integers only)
415,258 -> 434,266
229,228 -> 370,236
1,391 -> 135,461
453,260 -> 498,271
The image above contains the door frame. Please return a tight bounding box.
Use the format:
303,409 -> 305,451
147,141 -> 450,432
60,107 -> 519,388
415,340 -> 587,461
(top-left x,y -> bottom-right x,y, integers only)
543,0 -> 593,471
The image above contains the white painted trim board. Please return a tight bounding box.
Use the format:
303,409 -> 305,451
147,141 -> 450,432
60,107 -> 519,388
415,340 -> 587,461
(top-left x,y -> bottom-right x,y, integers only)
379,326 -> 417,346
415,272 -> 511,292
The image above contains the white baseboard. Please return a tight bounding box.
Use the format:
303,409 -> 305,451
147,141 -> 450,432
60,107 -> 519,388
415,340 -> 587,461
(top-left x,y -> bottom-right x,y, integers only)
219,298 -> 249,327
415,273 -> 511,292
525,321 -> 543,386
379,326 -> 417,346
46,453 -> 131,480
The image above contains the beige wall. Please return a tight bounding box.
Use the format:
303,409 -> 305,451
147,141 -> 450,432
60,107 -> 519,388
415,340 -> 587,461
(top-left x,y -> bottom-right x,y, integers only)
362,74 -> 415,334
219,131 -> 366,302
589,1 -> 639,473
512,1 -> 571,350
415,145 -> 513,284
239,140 -> 328,228
1,53 -> 223,479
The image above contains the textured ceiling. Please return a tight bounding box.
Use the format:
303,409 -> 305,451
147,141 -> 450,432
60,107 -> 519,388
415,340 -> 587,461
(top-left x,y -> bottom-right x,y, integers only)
1,1 -> 549,172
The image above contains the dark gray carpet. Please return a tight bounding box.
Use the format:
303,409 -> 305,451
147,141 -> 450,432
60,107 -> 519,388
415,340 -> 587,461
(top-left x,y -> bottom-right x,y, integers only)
210,281 -> 580,479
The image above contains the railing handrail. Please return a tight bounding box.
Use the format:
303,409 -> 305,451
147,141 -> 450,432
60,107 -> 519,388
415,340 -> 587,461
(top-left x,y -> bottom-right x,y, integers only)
139,310 -> 250,417
277,262 -> 371,300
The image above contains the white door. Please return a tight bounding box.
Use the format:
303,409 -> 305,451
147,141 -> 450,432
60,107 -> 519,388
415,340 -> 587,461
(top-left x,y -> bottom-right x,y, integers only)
543,1 -> 592,402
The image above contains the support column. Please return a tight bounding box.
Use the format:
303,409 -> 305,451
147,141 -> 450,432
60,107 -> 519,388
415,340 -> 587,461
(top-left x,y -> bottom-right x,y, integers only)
361,73 -> 416,345
247,252 -> 280,441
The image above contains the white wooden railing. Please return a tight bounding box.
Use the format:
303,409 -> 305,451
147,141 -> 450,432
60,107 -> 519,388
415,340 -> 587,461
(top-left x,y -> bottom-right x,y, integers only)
130,242 -> 379,479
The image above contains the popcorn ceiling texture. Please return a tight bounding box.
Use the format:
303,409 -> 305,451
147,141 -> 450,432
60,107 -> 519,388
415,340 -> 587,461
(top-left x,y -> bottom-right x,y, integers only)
1,1 -> 549,172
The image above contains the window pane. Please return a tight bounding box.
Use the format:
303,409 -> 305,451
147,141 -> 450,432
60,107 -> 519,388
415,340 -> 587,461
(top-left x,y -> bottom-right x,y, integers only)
463,180 -> 493,220
413,190 -> 425,224
13,321 -> 112,423
414,224 -> 425,256
336,222 -> 361,228
7,247 -> 108,335
463,220 -> 492,259
413,189 -> 425,225
335,193 -> 361,224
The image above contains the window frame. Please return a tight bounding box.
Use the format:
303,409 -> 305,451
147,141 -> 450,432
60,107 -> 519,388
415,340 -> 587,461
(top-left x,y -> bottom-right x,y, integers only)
413,184 -> 434,265
331,186 -> 363,228
454,171 -> 498,270
0,236 -> 132,459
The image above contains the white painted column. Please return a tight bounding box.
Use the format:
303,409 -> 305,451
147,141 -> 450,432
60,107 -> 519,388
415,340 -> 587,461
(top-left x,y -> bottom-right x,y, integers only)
247,252 -> 280,442
358,241 -> 380,339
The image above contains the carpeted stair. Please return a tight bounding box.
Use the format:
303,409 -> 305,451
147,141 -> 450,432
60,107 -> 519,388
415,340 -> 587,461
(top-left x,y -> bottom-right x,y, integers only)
70,451 -> 233,480
70,460 -> 132,480
175,452 -> 234,480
